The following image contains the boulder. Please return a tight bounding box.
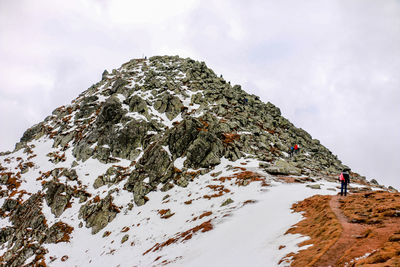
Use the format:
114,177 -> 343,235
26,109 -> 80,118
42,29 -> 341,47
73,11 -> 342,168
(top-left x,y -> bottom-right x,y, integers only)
264,160 -> 302,176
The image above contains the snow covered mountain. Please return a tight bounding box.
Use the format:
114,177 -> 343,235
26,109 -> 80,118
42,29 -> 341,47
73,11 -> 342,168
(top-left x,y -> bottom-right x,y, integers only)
0,56 -> 392,266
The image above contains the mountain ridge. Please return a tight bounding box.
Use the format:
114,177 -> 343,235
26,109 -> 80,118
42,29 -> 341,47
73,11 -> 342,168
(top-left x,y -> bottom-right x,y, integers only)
0,55 -> 391,266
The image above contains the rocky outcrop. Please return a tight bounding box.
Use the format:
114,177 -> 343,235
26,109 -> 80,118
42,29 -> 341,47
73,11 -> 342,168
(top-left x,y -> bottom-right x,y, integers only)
0,193 -> 74,266
79,195 -> 120,234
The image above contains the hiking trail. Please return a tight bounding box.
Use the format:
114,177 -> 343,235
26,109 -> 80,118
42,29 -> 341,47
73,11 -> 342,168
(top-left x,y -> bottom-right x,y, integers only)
314,195 -> 399,266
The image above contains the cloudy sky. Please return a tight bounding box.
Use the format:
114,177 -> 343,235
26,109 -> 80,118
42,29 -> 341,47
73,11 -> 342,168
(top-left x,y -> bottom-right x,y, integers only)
1,0 -> 399,189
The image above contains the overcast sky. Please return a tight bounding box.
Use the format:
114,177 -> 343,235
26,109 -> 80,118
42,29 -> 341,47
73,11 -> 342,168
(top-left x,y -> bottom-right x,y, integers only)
1,0 -> 399,189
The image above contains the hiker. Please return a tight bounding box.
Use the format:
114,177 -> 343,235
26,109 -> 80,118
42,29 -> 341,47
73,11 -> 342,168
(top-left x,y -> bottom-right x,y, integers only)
240,98 -> 248,105
339,169 -> 350,196
294,144 -> 300,154
289,146 -> 294,157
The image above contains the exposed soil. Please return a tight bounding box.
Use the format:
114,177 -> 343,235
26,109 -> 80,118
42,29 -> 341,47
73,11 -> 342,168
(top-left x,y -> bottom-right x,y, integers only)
282,191 -> 400,266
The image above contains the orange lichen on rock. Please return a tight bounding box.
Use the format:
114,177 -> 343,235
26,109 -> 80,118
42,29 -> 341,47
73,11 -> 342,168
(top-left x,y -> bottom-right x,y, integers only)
143,220 -> 213,255
222,133 -> 240,144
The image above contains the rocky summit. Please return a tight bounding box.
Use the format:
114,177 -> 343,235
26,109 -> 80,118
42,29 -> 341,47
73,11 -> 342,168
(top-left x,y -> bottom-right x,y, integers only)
0,56 -> 394,266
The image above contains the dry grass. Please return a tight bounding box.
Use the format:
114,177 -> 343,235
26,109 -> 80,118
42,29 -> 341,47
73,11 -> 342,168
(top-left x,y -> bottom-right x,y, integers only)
282,191 -> 400,266
53,222 -> 74,243
222,133 -> 240,144
280,195 -> 342,266
215,170 -> 268,187
340,191 -> 400,225
143,220 -> 213,255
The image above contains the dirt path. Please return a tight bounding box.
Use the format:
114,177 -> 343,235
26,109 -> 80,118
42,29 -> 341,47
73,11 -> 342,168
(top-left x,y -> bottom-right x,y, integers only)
314,195 -> 400,267
313,196 -> 367,266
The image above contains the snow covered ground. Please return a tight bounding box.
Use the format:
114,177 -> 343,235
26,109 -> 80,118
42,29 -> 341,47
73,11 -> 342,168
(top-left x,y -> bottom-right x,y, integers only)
0,135 -> 377,266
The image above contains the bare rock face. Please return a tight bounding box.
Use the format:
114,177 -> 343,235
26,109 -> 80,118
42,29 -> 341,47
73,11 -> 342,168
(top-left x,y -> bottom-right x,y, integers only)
79,195 -> 120,234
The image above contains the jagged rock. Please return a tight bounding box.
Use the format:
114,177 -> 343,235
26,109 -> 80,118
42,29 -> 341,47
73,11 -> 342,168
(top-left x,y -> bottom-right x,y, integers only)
0,227 -> 14,244
176,176 -> 189,187
1,198 -> 18,212
45,221 -> 74,244
93,166 -> 128,189
73,143 -> 94,162
19,122 -> 44,143
79,195 -> 120,234
43,181 -> 72,217
54,132 -> 75,148
370,179 -> 379,185
102,69 -> 109,80
110,78 -> 128,95
74,95 -> 99,120
186,131 -> 224,168
167,118 -> 203,157
126,95 -> 148,113
161,183 -> 174,192
97,96 -> 126,125
125,143 -> 173,199
153,92 -> 183,120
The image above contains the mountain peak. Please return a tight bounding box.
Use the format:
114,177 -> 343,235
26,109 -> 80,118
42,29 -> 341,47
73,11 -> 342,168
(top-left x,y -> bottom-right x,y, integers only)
0,55 -> 391,266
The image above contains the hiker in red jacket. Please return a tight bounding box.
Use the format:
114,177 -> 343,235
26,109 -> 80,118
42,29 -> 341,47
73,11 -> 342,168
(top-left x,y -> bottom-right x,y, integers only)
294,144 -> 300,154
339,169 -> 350,196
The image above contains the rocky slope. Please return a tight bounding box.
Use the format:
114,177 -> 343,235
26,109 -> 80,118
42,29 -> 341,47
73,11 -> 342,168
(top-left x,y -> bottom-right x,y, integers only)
0,56 -> 391,266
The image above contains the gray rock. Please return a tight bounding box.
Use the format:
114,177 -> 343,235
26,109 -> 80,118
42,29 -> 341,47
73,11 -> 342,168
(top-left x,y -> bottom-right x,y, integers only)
121,234 -> 129,243
221,198 -> 234,207
306,184 -> 321,190
79,195 -> 120,234
370,179 -> 379,185
264,160 -> 302,176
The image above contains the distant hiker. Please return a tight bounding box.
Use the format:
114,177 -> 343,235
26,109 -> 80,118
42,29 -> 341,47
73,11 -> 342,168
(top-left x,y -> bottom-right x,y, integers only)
289,146 -> 294,157
294,144 -> 300,154
339,169 -> 350,196
240,98 -> 248,105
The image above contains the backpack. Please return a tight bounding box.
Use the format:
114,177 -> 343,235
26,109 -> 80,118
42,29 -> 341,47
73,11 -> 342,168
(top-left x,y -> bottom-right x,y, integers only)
339,173 -> 345,181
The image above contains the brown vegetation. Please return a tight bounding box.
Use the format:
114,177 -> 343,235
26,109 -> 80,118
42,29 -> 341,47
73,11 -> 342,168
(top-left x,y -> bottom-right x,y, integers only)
222,133 -> 240,144
53,222 -> 74,243
216,170 -> 269,187
143,220 -> 213,255
203,185 -> 230,200
282,191 -> 400,266
280,195 -> 341,266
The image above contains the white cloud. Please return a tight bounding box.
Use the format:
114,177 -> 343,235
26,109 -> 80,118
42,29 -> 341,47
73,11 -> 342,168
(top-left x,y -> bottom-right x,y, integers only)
0,0 -> 399,189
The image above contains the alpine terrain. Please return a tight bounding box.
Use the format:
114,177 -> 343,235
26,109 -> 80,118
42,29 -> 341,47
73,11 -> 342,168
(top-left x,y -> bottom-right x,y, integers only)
0,56 -> 399,266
